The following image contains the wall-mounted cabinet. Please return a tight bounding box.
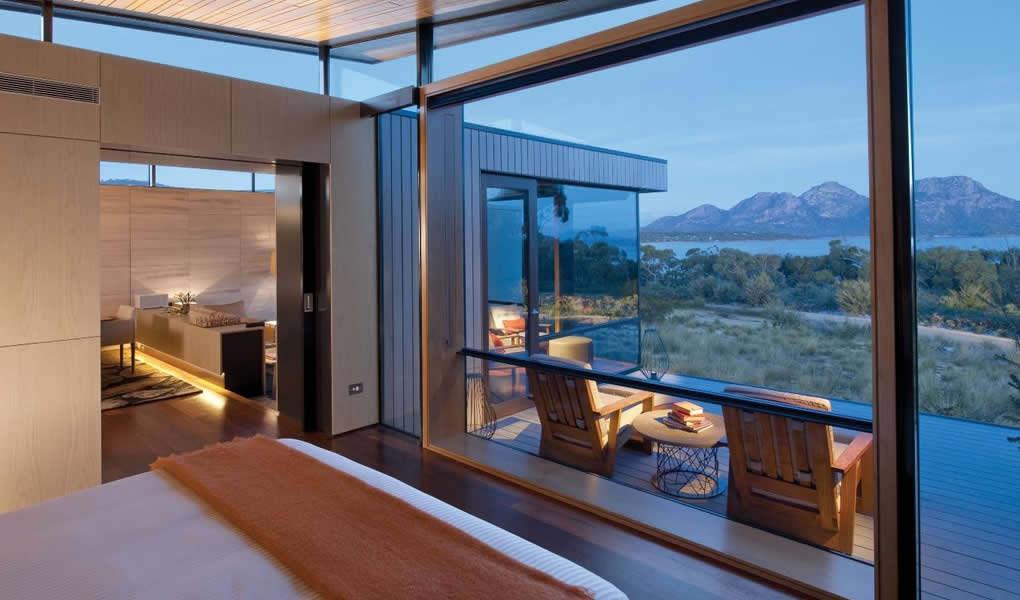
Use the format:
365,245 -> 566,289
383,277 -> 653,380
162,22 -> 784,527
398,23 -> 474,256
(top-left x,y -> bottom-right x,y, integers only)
0,133 -> 99,347
231,80 -> 331,163
100,55 -> 231,155
0,34 -> 99,140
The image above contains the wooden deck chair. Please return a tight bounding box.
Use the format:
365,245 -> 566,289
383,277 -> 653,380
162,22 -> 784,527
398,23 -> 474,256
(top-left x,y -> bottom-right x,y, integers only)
526,355 -> 653,477
721,385 -> 874,554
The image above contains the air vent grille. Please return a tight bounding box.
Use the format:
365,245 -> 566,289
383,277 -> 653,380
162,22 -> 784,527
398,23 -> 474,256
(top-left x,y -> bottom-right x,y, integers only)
0,72 -> 100,104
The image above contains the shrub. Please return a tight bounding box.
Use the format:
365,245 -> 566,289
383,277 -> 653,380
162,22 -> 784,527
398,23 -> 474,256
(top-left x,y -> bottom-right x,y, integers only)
744,272 -> 776,306
941,283 -> 993,310
836,279 -> 871,315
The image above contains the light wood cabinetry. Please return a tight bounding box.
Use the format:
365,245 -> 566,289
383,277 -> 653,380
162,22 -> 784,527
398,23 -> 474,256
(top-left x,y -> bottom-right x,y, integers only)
0,35 -> 99,140
231,80 -> 331,163
100,55 -> 231,155
0,133 -> 99,347
0,337 -> 101,514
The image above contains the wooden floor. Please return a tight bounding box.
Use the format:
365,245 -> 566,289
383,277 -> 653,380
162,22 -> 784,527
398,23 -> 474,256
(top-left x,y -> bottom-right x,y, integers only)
489,406 -> 1020,600
101,361 -> 806,600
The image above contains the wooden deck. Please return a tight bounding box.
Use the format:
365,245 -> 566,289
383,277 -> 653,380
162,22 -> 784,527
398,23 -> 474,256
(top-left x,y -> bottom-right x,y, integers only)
487,405 -> 1020,600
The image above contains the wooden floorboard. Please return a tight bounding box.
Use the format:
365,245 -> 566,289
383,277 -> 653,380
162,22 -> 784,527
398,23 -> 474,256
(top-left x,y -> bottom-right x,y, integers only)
488,405 -> 1020,600
100,363 -> 807,600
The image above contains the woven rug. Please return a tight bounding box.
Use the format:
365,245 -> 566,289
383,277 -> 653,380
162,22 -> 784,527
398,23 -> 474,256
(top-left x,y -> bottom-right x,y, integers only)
101,349 -> 202,411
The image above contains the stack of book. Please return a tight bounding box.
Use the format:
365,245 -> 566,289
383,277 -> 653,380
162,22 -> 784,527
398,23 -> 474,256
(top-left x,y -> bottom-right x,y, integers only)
661,401 -> 713,433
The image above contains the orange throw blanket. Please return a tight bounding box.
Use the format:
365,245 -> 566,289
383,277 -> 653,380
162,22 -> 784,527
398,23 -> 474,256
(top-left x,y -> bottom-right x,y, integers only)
152,436 -> 594,600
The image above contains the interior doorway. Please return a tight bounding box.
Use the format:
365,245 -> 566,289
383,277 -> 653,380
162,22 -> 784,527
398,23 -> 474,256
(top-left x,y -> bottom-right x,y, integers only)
97,156 -> 289,415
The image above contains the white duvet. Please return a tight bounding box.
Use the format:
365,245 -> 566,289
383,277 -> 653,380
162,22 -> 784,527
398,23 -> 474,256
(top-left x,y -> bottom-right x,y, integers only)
0,438 -> 626,600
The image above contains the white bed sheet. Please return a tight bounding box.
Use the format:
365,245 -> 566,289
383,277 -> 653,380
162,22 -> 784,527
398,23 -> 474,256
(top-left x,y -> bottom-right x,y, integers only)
0,438 -> 626,600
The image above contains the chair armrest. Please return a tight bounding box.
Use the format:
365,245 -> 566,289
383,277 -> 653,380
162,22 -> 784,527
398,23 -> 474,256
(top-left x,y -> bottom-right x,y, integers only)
832,432 -> 873,473
593,391 -> 653,417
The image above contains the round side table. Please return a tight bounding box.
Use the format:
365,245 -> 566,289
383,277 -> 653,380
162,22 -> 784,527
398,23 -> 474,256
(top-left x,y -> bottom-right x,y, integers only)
631,410 -> 726,499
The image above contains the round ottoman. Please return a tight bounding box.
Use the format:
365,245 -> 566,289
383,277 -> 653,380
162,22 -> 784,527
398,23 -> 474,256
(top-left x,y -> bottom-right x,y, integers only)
548,335 -> 594,364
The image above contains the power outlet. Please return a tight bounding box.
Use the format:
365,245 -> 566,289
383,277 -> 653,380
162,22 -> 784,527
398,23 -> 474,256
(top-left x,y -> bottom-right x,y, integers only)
348,382 -> 364,395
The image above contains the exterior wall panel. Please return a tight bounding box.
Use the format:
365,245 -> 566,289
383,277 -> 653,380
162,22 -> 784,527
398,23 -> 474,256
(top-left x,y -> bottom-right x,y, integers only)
378,111 -> 666,437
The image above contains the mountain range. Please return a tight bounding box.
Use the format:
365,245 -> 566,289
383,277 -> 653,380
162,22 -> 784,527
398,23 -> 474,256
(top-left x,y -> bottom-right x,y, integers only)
642,176 -> 1020,238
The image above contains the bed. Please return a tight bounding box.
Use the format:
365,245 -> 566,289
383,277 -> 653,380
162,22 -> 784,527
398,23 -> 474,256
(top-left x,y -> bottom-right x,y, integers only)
0,439 -> 626,600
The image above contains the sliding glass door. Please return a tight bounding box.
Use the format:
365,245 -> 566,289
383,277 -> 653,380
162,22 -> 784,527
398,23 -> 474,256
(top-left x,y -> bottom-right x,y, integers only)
481,174 -> 538,357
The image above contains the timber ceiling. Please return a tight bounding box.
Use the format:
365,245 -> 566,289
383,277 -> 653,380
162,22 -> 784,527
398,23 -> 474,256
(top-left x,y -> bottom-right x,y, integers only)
64,0 -> 554,45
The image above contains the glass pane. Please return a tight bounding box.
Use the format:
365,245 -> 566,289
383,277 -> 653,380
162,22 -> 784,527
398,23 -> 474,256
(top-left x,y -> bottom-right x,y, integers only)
459,4 -> 874,569
54,13 -> 318,92
155,166 -> 252,191
537,183 -> 639,367
434,0 -> 697,80
100,162 -> 150,186
330,33 -> 416,101
911,1 -> 1020,597
0,1 -> 40,39
254,173 -> 276,192
486,186 -> 528,355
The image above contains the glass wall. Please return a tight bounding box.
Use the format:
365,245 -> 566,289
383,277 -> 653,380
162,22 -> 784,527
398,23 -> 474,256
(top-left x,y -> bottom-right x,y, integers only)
536,183 -> 639,365
330,33 -> 416,101
467,4 -> 871,417
54,11 -> 319,92
911,1 -> 1020,597
0,1 -> 39,39
434,0 -> 697,80
457,2 -> 875,569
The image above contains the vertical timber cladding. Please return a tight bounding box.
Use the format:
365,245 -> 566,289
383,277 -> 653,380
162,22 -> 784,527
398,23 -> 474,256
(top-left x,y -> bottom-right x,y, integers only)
378,112 -> 422,436
392,107 -> 667,438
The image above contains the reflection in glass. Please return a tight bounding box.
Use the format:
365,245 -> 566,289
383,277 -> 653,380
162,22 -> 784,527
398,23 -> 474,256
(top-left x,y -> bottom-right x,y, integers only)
911,1 -> 1020,596
537,183 -> 639,366
486,186 -> 529,355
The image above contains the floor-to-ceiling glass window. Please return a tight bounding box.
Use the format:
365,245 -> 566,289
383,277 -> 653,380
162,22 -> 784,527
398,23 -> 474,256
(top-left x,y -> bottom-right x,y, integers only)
455,2 -> 876,576
911,1 -> 1020,597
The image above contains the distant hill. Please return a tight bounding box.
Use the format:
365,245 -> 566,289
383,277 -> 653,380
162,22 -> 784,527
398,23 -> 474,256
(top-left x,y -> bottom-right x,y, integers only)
643,176 -> 1020,238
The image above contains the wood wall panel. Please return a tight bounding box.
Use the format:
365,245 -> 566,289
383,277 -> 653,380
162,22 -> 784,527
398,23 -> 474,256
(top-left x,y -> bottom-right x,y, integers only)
0,36 -> 99,140
0,34 -> 99,85
0,337 -> 101,514
130,188 -> 190,299
101,186 -> 276,320
100,187 -> 131,317
100,55 -> 231,155
241,194 -> 276,322
329,98 -> 379,435
0,92 -> 100,141
231,80 -> 331,163
0,134 -> 99,347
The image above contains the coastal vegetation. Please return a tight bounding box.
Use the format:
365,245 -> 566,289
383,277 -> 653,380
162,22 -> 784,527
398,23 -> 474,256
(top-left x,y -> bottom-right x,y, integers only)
536,233 -> 1020,426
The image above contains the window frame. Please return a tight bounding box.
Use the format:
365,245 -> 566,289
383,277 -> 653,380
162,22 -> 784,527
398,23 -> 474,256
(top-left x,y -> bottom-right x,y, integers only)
419,0 -> 918,597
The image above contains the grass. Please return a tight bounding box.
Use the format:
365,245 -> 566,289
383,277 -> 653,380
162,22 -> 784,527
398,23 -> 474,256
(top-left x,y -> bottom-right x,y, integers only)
649,307 -> 1020,427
